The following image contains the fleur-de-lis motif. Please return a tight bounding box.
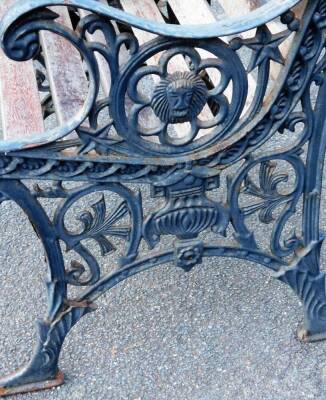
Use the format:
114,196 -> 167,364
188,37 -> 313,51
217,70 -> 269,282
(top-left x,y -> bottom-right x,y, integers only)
241,161 -> 290,224
77,195 -> 130,255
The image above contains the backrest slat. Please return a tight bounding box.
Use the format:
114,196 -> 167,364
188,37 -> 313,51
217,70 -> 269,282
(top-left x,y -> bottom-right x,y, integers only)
0,0 -> 44,140
40,7 -> 89,125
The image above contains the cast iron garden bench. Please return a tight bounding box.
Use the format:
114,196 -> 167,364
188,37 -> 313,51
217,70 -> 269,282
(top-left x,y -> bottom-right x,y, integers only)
0,0 -> 325,396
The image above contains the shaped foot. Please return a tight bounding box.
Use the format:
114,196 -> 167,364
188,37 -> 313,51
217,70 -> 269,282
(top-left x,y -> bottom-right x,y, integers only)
0,370 -> 64,398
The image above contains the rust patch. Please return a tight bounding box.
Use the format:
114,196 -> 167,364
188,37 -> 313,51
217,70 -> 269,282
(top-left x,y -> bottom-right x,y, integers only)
0,371 -> 64,398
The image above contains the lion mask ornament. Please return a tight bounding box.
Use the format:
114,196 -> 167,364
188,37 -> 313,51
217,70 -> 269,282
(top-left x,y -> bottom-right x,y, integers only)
151,71 -> 208,124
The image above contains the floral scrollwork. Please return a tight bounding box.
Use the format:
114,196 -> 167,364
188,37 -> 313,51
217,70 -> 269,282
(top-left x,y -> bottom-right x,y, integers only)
228,153 -> 305,257
54,183 -> 143,286
241,161 -> 293,224
111,36 -> 247,152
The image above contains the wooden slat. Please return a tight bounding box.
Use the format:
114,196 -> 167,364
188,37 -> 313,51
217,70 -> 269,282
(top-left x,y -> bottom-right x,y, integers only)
119,0 -> 168,65
167,0 -> 227,90
40,7 -> 88,124
217,0 -> 294,36
0,0 -> 44,140
120,0 -> 202,74
168,0 -> 216,32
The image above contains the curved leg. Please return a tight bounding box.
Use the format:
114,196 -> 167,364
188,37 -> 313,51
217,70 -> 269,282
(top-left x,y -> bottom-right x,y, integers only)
277,75 -> 326,342
0,305 -> 95,397
0,180 -> 77,396
0,177 -> 286,395
0,180 -> 141,396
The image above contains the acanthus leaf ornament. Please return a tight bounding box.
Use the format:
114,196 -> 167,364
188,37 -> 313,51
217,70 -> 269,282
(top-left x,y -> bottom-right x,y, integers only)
76,195 -> 130,256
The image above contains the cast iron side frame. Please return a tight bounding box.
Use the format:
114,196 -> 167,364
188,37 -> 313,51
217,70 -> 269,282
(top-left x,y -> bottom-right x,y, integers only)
0,0 -> 325,396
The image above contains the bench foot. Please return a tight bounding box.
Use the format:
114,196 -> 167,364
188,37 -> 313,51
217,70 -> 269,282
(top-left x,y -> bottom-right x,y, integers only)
276,240 -> 326,343
297,308 -> 326,342
0,371 -> 64,398
297,327 -> 326,343
0,302 -> 94,396
0,330 -> 63,397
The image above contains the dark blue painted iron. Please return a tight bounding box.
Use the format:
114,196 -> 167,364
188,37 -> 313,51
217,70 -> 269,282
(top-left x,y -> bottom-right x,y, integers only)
0,0 -> 325,395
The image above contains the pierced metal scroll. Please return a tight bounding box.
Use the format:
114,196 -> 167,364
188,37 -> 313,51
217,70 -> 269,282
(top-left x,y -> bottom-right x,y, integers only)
0,0 -> 325,395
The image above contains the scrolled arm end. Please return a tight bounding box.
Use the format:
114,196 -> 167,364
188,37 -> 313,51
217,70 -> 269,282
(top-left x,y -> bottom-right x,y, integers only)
0,6 -> 58,62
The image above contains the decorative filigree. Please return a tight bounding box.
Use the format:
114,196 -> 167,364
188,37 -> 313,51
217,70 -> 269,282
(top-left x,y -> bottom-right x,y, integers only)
54,184 -> 143,285
111,37 -> 248,150
228,153 -> 304,257
144,169 -> 229,249
213,2 -> 326,166
0,0 -> 326,394
242,161 -> 293,224
77,195 -> 130,256
76,123 -> 117,155
231,24 -> 290,72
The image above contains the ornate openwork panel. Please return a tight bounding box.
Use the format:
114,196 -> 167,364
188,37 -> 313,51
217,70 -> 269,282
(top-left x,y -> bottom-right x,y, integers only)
0,0 -> 325,395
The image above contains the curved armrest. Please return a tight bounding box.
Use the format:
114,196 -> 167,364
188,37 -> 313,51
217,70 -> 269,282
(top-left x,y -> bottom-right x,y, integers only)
1,0 -> 301,40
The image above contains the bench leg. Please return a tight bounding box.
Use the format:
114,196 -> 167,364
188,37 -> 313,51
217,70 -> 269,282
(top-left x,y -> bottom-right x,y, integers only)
0,304 -> 95,397
276,240 -> 326,343
277,77 -> 326,342
0,180 -> 91,396
0,180 -> 142,396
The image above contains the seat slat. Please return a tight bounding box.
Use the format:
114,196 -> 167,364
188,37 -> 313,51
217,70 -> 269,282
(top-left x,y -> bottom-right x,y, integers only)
40,7 -> 89,125
0,0 -> 44,140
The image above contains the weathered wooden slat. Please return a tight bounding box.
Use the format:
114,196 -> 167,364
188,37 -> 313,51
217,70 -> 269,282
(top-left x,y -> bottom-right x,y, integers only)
40,7 -> 89,124
0,0 -> 44,139
119,0 -> 166,65
218,0 -> 297,36
167,0 -> 227,90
